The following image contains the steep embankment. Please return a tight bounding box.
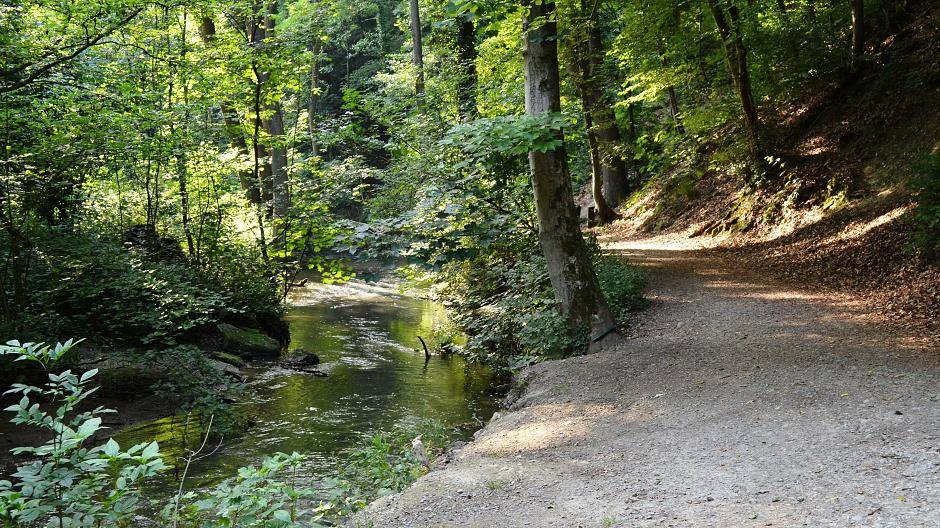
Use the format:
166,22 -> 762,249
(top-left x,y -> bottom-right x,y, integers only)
353,243 -> 940,527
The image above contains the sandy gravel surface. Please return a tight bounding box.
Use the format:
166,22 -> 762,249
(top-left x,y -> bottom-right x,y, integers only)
352,243 -> 940,528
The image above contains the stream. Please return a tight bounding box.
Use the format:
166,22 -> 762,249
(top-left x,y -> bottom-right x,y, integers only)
114,278 -> 499,498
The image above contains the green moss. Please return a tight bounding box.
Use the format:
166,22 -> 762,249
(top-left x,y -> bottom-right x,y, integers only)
211,351 -> 246,368
217,323 -> 281,358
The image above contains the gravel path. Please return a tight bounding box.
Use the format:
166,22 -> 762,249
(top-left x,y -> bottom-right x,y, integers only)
352,243 -> 940,527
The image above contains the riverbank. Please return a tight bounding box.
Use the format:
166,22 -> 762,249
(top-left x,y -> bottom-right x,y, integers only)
351,242 -> 940,527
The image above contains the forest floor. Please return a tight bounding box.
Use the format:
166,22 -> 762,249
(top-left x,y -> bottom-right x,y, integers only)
352,235 -> 940,527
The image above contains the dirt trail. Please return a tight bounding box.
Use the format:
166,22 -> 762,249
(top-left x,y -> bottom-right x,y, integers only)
353,242 -> 940,528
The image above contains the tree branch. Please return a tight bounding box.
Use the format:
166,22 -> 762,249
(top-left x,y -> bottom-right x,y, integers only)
0,8 -> 143,94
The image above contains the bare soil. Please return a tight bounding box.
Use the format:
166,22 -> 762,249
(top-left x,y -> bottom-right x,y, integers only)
352,241 -> 940,527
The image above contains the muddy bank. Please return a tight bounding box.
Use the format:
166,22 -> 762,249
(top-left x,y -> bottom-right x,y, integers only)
351,245 -> 940,527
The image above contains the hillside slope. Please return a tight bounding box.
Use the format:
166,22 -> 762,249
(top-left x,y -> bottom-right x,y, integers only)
601,0 -> 940,331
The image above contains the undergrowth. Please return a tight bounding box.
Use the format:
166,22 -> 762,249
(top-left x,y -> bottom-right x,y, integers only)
438,237 -> 646,368
0,339 -> 456,527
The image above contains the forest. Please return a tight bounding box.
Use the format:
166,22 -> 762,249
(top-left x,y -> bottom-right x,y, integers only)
1,0 -> 938,524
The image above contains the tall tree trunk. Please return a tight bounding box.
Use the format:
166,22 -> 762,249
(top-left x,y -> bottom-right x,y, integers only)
850,0 -> 864,67
264,1 -> 289,221
199,16 -> 261,204
176,9 -> 195,258
627,102 -> 638,142
308,39 -> 320,158
456,15 -> 477,118
584,110 -> 617,223
265,104 -> 288,219
707,0 -> 761,159
409,0 -> 425,96
572,17 -> 616,222
666,85 -> 685,133
573,0 -> 629,213
522,0 -> 617,339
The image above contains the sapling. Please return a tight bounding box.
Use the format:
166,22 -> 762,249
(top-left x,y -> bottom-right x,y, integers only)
0,339 -> 166,527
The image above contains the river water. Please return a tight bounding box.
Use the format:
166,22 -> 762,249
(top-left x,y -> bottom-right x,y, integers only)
115,278 -> 498,495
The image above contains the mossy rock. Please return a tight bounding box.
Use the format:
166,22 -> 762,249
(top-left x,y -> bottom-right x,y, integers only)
212,351 -> 247,368
217,323 -> 281,358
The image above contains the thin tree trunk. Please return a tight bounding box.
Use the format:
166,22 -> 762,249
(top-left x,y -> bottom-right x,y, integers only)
199,16 -> 260,204
409,0 -> 425,96
177,10 -> 195,258
573,18 -> 616,223
522,0 -> 617,339
627,103 -> 638,142
573,0 -> 629,212
666,85 -> 685,133
585,3 -> 630,206
707,0 -> 761,159
264,1 -> 289,221
308,39 -> 320,158
456,15 -> 477,118
850,0 -> 864,67
585,110 -> 617,223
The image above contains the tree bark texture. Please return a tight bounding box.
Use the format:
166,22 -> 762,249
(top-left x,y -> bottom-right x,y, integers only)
584,4 -> 630,206
264,1 -> 289,220
707,0 -> 761,159
850,0 -> 864,66
522,0 -> 616,336
409,0 -> 425,95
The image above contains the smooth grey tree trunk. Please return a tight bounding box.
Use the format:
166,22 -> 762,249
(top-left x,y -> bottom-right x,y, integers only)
667,85 -> 685,133
584,5 -> 630,206
522,0 -> 617,338
850,0 -> 864,67
409,0 -> 425,95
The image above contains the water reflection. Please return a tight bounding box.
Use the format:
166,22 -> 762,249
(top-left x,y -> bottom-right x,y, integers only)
117,279 -> 497,495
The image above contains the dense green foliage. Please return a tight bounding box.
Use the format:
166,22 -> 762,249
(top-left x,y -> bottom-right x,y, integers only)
438,245 -> 644,367
0,340 -> 455,526
1,0 -> 917,364
0,0 -> 935,522
0,341 -> 166,526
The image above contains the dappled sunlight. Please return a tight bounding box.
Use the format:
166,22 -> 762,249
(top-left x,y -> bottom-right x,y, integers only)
821,205 -> 911,244
468,402 -> 651,457
287,277 -> 411,305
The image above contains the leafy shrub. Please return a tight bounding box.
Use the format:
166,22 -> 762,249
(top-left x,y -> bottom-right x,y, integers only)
595,256 -> 647,321
1,227 -> 283,348
324,420 -> 448,517
167,452 -> 325,527
438,241 -> 645,367
0,340 -> 166,527
438,252 -> 572,364
910,152 -> 940,261
142,345 -> 242,434
0,339 -> 326,528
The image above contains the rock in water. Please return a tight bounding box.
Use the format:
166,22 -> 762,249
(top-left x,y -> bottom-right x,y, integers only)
217,323 -> 281,358
282,348 -> 320,368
